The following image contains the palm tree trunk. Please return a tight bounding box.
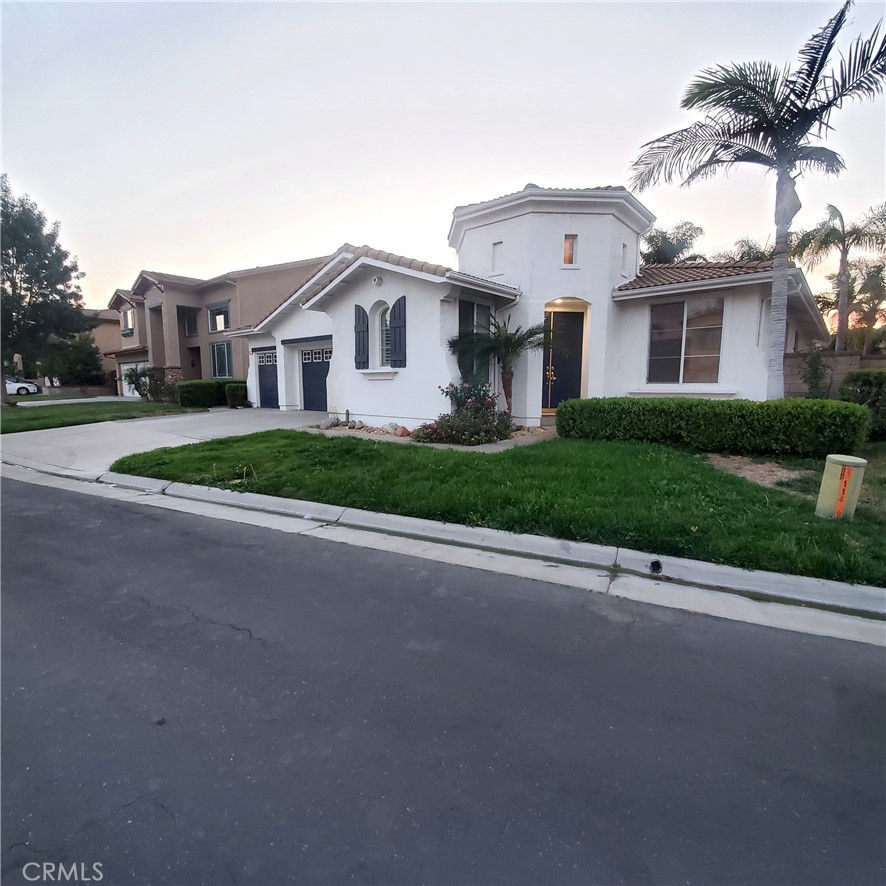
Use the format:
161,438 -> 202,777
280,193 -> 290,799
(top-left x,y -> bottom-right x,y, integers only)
863,324 -> 874,356
501,367 -> 514,414
835,247 -> 850,352
767,172 -> 799,400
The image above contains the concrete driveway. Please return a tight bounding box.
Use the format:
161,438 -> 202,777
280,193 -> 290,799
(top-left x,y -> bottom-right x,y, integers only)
0,409 -> 327,475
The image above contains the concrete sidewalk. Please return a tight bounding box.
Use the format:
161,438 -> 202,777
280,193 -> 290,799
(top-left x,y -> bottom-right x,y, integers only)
15,396 -> 142,407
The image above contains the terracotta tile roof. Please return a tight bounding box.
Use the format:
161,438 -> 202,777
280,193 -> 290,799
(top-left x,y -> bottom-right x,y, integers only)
455,183 -> 629,212
295,244 -> 452,307
617,260 -> 786,292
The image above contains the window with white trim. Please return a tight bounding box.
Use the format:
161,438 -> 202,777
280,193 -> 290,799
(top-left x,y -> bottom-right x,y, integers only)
563,234 -> 577,266
211,341 -> 232,378
122,308 -> 134,330
457,299 -> 492,382
257,352 -> 277,365
647,298 -> 724,383
379,307 -> 391,367
208,304 -> 229,333
491,241 -> 503,274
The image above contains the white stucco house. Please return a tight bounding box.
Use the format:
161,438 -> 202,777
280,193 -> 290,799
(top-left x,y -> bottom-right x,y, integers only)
229,184 -> 828,428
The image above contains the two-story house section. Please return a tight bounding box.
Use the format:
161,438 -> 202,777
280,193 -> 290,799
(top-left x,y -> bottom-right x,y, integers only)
106,257 -> 328,396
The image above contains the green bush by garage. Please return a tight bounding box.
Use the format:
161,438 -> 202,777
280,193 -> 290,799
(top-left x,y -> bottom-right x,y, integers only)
177,379 -> 246,408
225,383 -> 248,408
839,370 -> 886,441
556,397 -> 870,458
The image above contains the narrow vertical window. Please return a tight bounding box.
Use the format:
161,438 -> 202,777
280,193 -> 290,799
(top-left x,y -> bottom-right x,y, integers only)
379,308 -> 391,367
491,241 -> 502,273
563,235 -> 577,265
621,243 -> 629,273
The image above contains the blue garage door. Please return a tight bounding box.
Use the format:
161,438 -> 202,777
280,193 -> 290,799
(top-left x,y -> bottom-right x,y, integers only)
302,347 -> 331,412
257,352 -> 279,408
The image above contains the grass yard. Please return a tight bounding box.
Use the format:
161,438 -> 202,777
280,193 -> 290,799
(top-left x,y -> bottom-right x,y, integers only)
0,401 -> 202,433
112,432 -> 886,586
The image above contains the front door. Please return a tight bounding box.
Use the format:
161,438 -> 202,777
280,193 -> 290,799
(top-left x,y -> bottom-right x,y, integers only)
542,311 -> 584,409
257,352 -> 279,408
302,347 -> 331,412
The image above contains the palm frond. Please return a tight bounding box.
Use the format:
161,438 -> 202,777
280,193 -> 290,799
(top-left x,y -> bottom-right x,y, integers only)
812,22 -> 886,124
791,144 -> 845,176
792,223 -> 844,268
682,61 -> 790,126
787,0 -> 850,109
630,120 -> 776,192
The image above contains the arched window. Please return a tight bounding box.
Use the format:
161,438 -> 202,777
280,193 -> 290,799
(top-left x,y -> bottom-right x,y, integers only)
379,307 -> 391,367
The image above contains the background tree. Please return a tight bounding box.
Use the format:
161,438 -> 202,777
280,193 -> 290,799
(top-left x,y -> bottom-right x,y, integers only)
640,221 -> 706,265
630,1 -> 886,399
711,236 -> 779,262
1,174 -> 90,371
40,333 -> 106,385
792,203 -> 886,351
847,257 -> 886,354
447,317 -> 546,414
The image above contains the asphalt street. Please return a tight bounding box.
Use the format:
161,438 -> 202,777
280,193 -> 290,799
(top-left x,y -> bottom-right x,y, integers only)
2,477 -> 884,885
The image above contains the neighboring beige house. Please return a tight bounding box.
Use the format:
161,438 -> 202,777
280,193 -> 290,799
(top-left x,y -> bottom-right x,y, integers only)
105,258 -> 327,396
82,308 -> 122,377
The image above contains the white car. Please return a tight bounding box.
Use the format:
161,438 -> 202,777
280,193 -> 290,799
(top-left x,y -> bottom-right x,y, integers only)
5,376 -> 40,396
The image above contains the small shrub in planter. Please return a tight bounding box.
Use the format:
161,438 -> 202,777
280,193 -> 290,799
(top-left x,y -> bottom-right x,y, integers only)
225,383 -> 248,408
177,378 -> 246,408
412,381 -> 513,446
839,370 -> 885,441
556,397 -> 870,458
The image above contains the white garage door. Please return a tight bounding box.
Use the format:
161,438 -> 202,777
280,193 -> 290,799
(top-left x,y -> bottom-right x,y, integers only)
120,362 -> 147,397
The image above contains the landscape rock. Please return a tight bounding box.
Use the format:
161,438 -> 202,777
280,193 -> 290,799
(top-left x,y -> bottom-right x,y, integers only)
384,422 -> 399,434
395,426 -> 411,438
347,421 -> 356,429
319,416 -> 339,430
354,421 -> 365,429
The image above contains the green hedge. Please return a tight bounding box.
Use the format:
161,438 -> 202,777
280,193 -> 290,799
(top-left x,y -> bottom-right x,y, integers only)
839,370 -> 885,441
556,397 -> 870,458
177,378 -> 245,408
225,383 -> 248,408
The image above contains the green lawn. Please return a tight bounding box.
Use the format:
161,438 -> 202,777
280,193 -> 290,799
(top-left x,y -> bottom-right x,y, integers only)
0,401 -> 202,433
111,432 -> 886,586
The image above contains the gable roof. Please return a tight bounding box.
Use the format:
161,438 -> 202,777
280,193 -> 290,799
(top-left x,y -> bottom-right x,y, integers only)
617,260 -> 780,292
251,243 -> 520,332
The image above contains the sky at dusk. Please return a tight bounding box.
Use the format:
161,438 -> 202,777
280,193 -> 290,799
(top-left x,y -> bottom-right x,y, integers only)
3,1 -> 884,308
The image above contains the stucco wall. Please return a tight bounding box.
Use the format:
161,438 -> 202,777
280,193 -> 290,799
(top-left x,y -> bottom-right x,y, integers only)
318,275 -> 460,428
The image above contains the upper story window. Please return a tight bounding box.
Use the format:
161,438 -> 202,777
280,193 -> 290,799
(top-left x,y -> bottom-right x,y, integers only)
379,307 -> 391,367
621,243 -> 629,274
491,241 -> 503,274
184,312 -> 198,337
122,308 -> 134,330
648,297 -> 724,384
208,303 -> 229,333
563,235 -> 578,266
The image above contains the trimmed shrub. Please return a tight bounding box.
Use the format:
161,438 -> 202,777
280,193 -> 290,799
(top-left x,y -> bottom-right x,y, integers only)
225,383 -> 248,408
556,397 -> 870,458
177,378 -> 245,408
839,370 -> 886,441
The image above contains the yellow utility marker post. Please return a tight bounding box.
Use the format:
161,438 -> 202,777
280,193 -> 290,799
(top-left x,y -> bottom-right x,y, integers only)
815,455 -> 868,521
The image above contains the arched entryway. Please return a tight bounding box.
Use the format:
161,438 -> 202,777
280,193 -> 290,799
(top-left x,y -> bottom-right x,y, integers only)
542,299 -> 588,410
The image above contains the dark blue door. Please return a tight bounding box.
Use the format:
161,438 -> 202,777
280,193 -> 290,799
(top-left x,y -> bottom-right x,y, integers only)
543,311 -> 583,409
257,352 -> 279,408
302,347 -> 331,412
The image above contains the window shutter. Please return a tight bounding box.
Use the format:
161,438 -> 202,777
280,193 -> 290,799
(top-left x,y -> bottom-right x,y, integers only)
354,305 -> 369,369
390,296 -> 406,368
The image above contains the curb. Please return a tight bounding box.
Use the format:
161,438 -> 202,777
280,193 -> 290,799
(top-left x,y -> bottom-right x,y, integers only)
3,457 -> 883,620
92,467 -> 886,620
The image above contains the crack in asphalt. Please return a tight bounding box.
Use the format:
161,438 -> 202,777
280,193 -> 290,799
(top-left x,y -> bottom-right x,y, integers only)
135,596 -> 271,646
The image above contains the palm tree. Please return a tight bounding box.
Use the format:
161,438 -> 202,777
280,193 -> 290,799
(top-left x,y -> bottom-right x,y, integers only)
792,203 -> 886,351
447,317 -> 546,414
850,256 -> 886,354
640,221 -> 706,265
630,1 -> 886,399
711,236 -> 777,262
